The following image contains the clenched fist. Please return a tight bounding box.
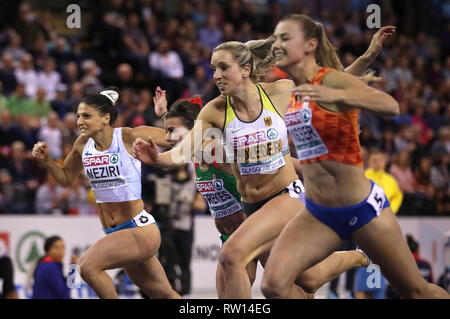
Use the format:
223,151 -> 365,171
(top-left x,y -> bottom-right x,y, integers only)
32,141 -> 51,163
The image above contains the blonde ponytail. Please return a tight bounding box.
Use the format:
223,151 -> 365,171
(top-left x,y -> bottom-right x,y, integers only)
213,38 -> 276,83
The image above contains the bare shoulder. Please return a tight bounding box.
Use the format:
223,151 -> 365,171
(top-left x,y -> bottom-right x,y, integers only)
72,134 -> 90,154
199,95 -> 226,128
121,126 -> 133,144
260,79 -> 295,96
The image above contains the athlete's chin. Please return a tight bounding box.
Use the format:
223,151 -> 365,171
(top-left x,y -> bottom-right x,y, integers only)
275,59 -> 290,70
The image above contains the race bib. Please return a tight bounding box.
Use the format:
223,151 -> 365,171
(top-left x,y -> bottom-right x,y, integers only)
197,178 -> 242,218
285,107 -> 328,161
84,154 -> 127,190
227,127 -> 286,175
367,183 -> 386,215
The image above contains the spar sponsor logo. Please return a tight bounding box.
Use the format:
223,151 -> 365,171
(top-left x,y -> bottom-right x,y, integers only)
231,130 -> 266,148
197,180 -> 215,193
83,155 -> 110,167
285,110 -> 302,126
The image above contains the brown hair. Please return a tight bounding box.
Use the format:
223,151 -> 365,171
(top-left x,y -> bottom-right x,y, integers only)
279,14 -> 379,83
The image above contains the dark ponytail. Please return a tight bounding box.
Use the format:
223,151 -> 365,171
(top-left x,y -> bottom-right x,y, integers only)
81,86 -> 120,126
165,98 -> 202,130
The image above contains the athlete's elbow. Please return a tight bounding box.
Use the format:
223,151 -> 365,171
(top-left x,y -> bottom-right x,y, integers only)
382,98 -> 399,116
389,99 -> 400,116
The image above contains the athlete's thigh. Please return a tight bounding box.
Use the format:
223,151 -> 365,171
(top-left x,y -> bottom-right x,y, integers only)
124,255 -> 173,295
224,193 -> 302,262
80,224 -> 161,270
264,207 -> 342,284
352,208 -> 425,292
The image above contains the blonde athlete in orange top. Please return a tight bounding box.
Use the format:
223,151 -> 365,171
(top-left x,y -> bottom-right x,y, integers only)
260,14 -> 449,299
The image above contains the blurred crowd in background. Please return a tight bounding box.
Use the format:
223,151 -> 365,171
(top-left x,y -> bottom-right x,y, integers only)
0,0 -> 449,217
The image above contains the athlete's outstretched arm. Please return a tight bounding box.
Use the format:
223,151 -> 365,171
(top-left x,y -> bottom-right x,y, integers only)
129,125 -> 170,148
344,26 -> 395,76
134,101 -> 217,167
32,136 -> 86,187
293,70 -> 399,116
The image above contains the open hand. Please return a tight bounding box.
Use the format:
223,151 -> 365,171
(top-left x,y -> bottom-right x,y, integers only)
153,86 -> 168,118
133,137 -> 159,165
292,84 -> 341,104
367,25 -> 396,58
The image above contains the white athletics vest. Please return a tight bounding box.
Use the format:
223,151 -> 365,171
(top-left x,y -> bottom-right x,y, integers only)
223,84 -> 290,175
82,128 -> 141,203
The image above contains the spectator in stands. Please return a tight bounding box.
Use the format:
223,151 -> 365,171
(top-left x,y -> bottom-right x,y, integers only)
128,89 -> 156,126
426,99 -> 446,134
0,247 -> 18,298
0,110 -> 22,157
31,235 -> 71,298
30,87 -> 52,119
37,58 -> 60,101
80,60 -> 102,95
14,53 -> 38,98
198,14 -> 223,51
0,52 -> 18,96
122,12 -> 150,72
7,140 -> 38,214
29,34 -> 49,70
49,37 -> 72,72
187,64 -> 214,98
149,39 -> 183,80
51,84 -> 70,119
60,176 -> 92,215
35,172 -> 63,215
148,39 -> 184,103
37,111 -> 62,161
168,164 -> 197,296
65,82 -> 84,114
410,101 -> 434,146
144,16 -> 161,51
114,63 -> 137,90
6,83 -> 33,118
0,169 -> 14,214
61,61 -> 80,88
17,114 -> 39,150
394,56 -> 414,87
0,83 -> 7,113
365,149 -> 404,214
3,31 -> 26,65
61,112 -> 78,146
380,57 -> 397,93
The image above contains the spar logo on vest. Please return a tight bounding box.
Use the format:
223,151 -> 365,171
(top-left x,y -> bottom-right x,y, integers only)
83,154 -> 125,190
196,177 -> 224,193
229,128 -> 282,164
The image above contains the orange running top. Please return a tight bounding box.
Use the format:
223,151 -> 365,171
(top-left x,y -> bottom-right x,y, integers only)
285,67 -> 363,168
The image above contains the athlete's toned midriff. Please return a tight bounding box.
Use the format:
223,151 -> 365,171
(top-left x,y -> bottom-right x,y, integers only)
232,154 -> 297,203
97,199 -> 144,229
300,160 -> 371,207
